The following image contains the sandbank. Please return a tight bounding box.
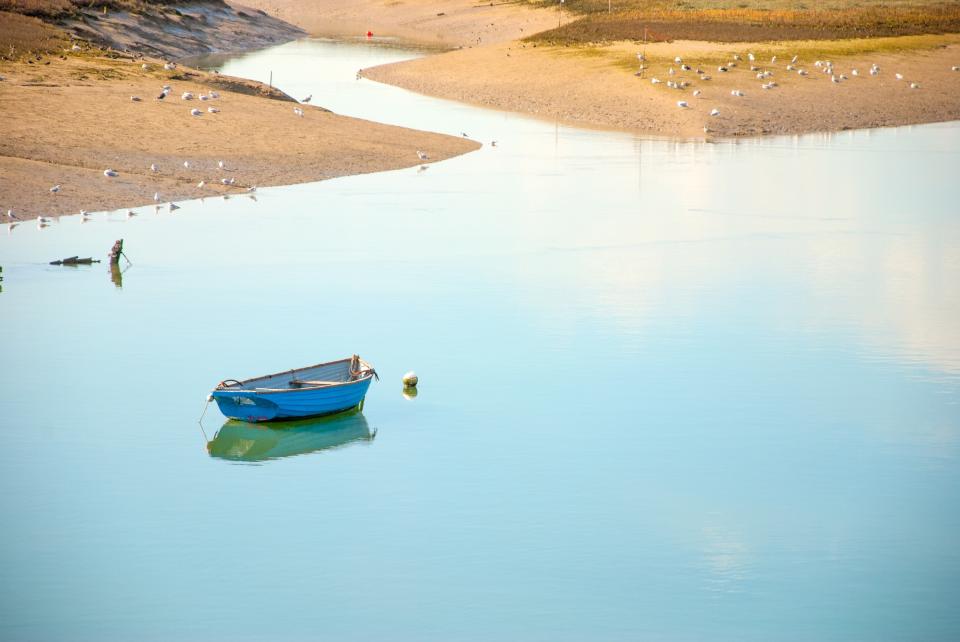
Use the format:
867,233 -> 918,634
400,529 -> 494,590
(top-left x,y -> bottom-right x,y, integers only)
233,0 -> 557,47
0,12 -> 478,222
363,36 -> 960,138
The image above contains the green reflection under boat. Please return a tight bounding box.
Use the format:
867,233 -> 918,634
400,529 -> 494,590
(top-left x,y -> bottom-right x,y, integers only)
207,409 -> 374,462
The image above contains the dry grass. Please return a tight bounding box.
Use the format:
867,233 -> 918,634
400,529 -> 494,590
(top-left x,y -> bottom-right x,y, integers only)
524,1 -> 960,44
0,10 -> 70,54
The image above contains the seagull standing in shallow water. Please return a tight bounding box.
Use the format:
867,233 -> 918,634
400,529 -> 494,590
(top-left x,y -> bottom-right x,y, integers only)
416,150 -> 429,161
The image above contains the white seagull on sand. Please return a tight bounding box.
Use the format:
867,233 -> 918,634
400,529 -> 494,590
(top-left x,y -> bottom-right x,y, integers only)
50,184 -> 61,193
190,108 -> 202,116
207,107 -> 220,113
150,163 -> 159,172
103,168 -> 119,177
710,108 -> 720,116
182,92 -> 194,100
677,100 -> 688,108
416,150 -> 429,161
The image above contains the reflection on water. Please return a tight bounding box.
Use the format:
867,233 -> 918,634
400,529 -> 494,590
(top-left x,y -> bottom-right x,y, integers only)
109,263 -> 126,288
207,409 -> 374,462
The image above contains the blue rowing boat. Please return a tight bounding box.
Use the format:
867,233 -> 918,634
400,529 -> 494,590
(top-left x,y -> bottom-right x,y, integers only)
210,355 -> 377,422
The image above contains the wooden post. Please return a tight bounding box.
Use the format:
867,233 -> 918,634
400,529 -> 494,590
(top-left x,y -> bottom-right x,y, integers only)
108,239 -> 124,266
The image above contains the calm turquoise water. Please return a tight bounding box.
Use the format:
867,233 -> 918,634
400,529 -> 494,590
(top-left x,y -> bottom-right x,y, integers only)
1,38 -> 959,641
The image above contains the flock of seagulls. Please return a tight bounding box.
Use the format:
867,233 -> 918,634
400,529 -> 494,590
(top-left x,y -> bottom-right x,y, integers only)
6,50 -> 509,231
643,51 -> 957,132
8,151 -> 258,231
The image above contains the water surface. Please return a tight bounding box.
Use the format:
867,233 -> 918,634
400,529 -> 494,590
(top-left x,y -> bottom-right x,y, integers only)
1,38 -> 959,642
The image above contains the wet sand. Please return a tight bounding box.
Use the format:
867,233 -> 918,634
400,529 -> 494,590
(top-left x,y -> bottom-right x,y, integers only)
363,36 -> 960,138
0,29 -> 478,222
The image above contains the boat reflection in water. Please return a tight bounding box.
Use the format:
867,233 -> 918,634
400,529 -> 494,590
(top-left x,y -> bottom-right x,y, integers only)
207,409 -> 374,462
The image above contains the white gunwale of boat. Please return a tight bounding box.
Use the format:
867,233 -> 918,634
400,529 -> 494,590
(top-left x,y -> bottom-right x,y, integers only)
215,356 -> 376,395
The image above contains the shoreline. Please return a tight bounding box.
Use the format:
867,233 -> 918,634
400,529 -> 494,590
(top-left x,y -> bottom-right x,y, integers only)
0,9 -> 479,223
362,36 -> 960,139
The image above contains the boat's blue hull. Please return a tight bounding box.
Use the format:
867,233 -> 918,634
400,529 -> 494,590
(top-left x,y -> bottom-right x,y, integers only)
212,376 -> 373,422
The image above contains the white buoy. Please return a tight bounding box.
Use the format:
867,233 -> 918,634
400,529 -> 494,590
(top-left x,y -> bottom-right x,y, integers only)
402,371 -> 418,387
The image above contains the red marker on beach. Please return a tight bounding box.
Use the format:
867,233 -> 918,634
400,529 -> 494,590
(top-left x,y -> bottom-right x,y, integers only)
366,31 -> 373,38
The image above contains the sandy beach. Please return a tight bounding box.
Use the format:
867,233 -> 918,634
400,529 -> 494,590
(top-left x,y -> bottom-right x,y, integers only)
235,0 -> 557,47
363,36 -> 960,138
0,11 -> 478,222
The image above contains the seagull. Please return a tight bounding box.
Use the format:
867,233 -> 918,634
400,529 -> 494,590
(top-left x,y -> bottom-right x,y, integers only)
247,186 -> 257,192
156,89 -> 167,100
50,184 -> 61,193
491,141 -> 497,147
791,55 -> 799,64
150,163 -> 159,172
208,107 -> 220,113
731,89 -> 744,97
130,96 -> 141,102
221,177 -> 235,185
771,55 -> 777,63
416,150 -> 429,161
461,132 -> 469,138
169,203 -> 180,211
141,63 -> 149,70
71,44 -> 81,52
692,89 -> 701,97
197,180 -> 205,188
181,92 -> 194,100
38,216 -> 53,224
190,108 -> 202,116
651,77 -> 661,84
831,75 -> 840,84
103,168 -> 118,177
127,210 -> 137,218
81,210 -> 92,221
183,161 -> 191,169
668,67 -> 675,76
710,108 -> 720,116
293,107 -> 304,117
718,65 -> 728,72
677,100 -> 688,108
6,209 -> 21,222
748,52 -> 755,61
953,66 -> 960,71
154,192 -> 161,202
674,56 -> 682,64
218,160 -> 226,170
851,69 -> 859,76
164,62 -> 176,70
209,91 -> 219,99
910,82 -> 920,89
681,64 -> 691,71
786,64 -> 794,71
870,67 -> 879,76
302,94 -> 312,103
895,73 -> 904,80
798,69 -> 808,76
198,94 -> 209,101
